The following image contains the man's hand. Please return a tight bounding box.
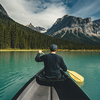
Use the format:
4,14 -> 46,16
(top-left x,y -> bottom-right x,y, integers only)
38,50 -> 42,53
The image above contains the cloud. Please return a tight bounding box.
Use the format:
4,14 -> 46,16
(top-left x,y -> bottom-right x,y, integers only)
0,0 -> 68,29
1,0 -> 100,29
91,16 -> 100,21
70,0 -> 100,20
33,3 -> 67,27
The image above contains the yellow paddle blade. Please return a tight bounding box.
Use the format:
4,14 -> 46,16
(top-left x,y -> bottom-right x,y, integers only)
67,70 -> 84,82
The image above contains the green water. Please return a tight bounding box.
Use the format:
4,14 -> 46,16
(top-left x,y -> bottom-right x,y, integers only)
0,51 -> 100,100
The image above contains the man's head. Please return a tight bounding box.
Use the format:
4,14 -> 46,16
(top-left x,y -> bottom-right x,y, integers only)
50,44 -> 57,52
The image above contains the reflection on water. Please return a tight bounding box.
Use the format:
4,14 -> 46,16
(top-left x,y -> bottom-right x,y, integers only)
0,51 -> 44,100
75,81 -> 84,87
0,51 -> 100,100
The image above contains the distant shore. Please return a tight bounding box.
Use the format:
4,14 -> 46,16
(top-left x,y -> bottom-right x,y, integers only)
0,49 -> 48,52
0,49 -> 100,52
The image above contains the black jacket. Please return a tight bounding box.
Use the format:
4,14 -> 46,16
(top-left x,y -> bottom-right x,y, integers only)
35,53 -> 67,79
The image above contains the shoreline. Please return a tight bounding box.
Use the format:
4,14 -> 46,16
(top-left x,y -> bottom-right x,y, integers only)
0,49 -> 100,52
0,49 -> 49,52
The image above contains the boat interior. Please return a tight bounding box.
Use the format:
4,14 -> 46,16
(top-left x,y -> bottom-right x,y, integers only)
12,70 -> 90,100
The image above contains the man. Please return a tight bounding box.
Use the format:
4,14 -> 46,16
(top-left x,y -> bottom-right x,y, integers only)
35,44 -> 67,79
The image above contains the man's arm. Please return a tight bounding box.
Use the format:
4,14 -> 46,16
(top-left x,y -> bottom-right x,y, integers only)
35,53 -> 42,62
35,50 -> 45,62
60,57 -> 67,72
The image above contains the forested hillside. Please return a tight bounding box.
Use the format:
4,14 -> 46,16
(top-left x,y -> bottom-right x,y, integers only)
0,13 -> 100,50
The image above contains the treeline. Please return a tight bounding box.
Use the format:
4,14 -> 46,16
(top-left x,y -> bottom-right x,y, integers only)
0,18 -> 100,50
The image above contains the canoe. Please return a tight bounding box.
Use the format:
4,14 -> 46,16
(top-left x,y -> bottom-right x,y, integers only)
12,69 -> 90,100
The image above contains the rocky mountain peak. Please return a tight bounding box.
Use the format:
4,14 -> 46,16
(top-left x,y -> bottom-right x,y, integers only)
93,19 -> 100,25
82,17 -> 92,24
45,14 -> 100,39
26,23 -> 34,27
54,15 -> 92,27
45,14 -> 100,45
0,4 -> 9,17
26,23 -> 46,33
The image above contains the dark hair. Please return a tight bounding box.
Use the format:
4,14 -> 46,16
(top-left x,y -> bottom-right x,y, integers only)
50,49 -> 57,52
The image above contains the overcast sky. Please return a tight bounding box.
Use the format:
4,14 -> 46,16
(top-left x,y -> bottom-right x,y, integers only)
1,0 -> 100,29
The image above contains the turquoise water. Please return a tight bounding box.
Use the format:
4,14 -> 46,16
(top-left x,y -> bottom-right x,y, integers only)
0,51 -> 100,100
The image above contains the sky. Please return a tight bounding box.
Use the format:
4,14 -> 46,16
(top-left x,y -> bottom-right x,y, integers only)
1,0 -> 100,29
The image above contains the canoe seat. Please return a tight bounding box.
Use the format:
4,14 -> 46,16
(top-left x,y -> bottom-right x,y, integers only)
36,72 -> 67,86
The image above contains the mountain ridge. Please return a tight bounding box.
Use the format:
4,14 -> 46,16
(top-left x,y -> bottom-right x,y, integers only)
45,14 -> 100,45
1,4 -> 92,50
26,23 -> 47,33
0,4 -> 9,17
93,19 -> 100,25
0,4 -> 100,49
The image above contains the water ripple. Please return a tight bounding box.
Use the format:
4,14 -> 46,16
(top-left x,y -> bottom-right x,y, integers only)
0,51 -> 100,100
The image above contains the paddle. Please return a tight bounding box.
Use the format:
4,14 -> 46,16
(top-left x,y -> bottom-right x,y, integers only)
67,70 -> 84,82
41,51 -> 84,82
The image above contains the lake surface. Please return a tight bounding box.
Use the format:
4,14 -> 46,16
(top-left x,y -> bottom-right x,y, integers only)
0,51 -> 100,100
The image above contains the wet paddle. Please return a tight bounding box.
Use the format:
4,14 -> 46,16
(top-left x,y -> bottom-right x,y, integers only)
67,70 -> 84,82
41,52 -> 84,82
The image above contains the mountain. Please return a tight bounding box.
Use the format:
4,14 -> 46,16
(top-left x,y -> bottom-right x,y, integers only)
93,19 -> 100,25
45,14 -> 100,45
26,23 -> 47,33
0,4 -> 87,50
0,4 -> 9,17
0,4 -> 57,49
0,4 -> 100,50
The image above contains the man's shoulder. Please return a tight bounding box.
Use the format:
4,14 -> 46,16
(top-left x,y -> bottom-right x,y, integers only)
55,54 -> 62,59
46,53 -> 62,58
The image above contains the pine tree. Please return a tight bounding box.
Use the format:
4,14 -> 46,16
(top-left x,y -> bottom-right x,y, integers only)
10,24 -> 17,48
4,27 -> 11,49
15,29 -> 19,48
0,23 -> 4,49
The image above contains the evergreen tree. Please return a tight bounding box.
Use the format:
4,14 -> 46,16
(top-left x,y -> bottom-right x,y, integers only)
10,24 -> 17,48
15,29 -> 19,48
4,28 -> 11,49
0,16 -> 100,50
10,23 -> 20,48
0,23 -> 4,49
